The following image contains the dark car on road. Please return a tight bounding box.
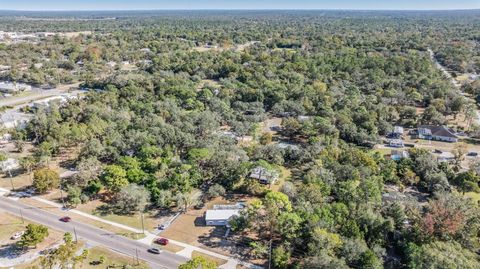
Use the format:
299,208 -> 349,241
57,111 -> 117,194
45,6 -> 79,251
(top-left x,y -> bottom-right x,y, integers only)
148,248 -> 162,254
59,216 -> 72,222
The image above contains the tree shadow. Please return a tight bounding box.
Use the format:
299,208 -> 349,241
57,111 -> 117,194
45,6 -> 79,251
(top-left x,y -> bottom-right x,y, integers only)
0,243 -> 28,260
197,227 -> 262,263
94,204 -> 115,216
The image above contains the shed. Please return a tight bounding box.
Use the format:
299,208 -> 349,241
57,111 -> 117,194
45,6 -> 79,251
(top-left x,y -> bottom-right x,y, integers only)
393,126 -> 404,135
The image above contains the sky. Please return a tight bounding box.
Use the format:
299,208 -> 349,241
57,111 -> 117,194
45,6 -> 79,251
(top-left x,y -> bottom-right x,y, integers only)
0,0 -> 479,11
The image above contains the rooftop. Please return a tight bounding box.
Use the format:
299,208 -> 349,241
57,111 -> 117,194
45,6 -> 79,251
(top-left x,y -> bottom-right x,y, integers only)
205,209 -> 239,221
418,125 -> 457,138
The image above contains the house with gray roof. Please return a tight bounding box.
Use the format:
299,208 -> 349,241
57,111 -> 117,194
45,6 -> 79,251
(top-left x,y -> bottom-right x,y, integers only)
417,125 -> 458,142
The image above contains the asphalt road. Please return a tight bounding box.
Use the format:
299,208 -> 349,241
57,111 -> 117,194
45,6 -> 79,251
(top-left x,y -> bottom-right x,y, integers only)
0,196 -> 187,268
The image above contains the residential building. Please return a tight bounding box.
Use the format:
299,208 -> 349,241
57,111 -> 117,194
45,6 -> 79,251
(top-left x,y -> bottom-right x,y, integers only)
250,166 -> 279,184
387,126 -> 404,139
393,126 -> 404,135
205,209 -> 239,226
387,139 -> 404,148
435,150 -> 455,162
417,125 -> 458,142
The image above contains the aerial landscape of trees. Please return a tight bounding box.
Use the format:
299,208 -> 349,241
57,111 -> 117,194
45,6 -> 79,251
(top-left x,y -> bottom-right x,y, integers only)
1,9 -> 480,268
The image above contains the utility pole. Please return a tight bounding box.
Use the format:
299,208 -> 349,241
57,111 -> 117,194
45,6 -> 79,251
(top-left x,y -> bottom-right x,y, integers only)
60,188 -> 66,208
20,209 -> 24,224
73,227 -> 78,243
268,239 -> 272,269
141,213 -> 145,234
9,170 -> 15,191
135,248 -> 139,265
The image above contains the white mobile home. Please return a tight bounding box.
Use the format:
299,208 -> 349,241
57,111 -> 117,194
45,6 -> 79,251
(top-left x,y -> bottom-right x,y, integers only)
205,209 -> 239,226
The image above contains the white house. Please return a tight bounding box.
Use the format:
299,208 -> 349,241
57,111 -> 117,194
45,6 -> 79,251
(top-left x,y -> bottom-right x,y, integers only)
387,139 -> 404,148
417,125 -> 458,143
205,209 -> 239,226
435,151 -> 455,163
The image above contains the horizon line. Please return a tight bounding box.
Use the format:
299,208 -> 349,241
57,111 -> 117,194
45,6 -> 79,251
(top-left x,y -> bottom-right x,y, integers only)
0,8 -> 479,12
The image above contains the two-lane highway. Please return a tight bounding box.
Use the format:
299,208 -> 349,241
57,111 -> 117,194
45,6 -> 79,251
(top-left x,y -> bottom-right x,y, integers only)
0,196 -> 187,268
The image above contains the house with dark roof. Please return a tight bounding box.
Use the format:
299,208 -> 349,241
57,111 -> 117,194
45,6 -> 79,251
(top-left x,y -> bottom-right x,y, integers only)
417,125 -> 458,142
249,166 -> 279,185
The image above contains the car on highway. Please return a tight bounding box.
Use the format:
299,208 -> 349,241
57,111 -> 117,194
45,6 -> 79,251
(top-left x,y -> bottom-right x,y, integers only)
158,223 -> 169,230
148,248 -> 162,254
11,231 -> 24,240
155,237 -> 169,245
59,216 -> 72,222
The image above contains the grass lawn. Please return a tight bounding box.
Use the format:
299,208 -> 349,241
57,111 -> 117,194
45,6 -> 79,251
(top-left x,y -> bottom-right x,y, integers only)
464,192 -> 480,203
153,241 -> 184,253
76,199 -> 160,231
191,250 -> 227,266
81,246 -> 149,269
0,212 -> 28,242
372,148 -> 392,155
270,166 -> 291,192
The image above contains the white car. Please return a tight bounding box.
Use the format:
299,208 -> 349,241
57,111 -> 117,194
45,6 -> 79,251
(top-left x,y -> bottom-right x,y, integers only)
11,231 -> 24,240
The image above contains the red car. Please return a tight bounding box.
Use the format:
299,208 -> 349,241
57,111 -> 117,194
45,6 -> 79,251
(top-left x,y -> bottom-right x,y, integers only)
155,237 -> 169,245
59,216 -> 72,222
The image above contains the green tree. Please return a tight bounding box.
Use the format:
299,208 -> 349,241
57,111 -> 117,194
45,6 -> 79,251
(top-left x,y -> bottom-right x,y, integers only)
19,156 -> 37,183
272,245 -> 291,269
407,241 -> 480,269
18,224 -> 49,249
207,184 -> 226,199
113,184 -> 150,214
179,256 -> 216,269
101,165 -> 128,192
33,168 -> 60,194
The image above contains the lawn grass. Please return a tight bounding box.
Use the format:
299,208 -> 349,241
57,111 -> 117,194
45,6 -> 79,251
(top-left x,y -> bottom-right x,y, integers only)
153,241 -> 184,253
191,250 -> 228,266
271,166 -> 291,192
464,192 -> 480,203
0,212 -> 28,242
76,199 -> 159,231
81,246 -> 149,269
